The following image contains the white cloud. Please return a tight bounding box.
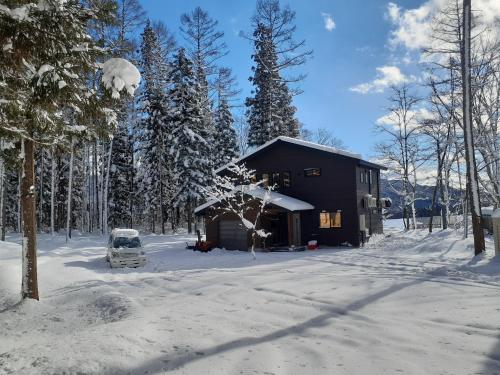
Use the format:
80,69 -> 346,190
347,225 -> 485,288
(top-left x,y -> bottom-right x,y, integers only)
387,0 -> 500,51
350,66 -> 408,94
321,12 -> 336,31
376,107 -> 436,131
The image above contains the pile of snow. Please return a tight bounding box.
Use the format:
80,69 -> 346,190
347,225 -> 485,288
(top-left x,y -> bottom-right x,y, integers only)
101,58 -> 141,99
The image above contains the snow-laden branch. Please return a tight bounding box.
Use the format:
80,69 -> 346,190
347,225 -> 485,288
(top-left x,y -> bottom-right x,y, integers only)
101,58 -> 141,99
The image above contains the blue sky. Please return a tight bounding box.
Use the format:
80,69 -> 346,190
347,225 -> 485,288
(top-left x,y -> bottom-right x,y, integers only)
140,0 -> 425,159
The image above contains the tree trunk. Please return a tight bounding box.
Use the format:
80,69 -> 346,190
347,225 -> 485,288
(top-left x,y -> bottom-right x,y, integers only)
187,197 -> 192,234
50,147 -> 56,235
21,139 -> 39,300
461,0 -> 485,255
0,146 -> 5,241
103,139 -> 113,235
38,148 -> 44,231
65,138 -> 75,242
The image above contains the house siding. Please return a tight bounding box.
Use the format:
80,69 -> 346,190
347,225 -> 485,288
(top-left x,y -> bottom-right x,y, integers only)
242,141 -> 361,247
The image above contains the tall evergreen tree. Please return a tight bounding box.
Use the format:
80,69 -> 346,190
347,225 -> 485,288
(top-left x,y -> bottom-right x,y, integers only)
246,23 -> 283,146
168,49 -> 210,233
108,120 -> 134,228
246,0 -> 310,146
180,7 -> 228,182
214,98 -> 239,168
137,20 -> 171,233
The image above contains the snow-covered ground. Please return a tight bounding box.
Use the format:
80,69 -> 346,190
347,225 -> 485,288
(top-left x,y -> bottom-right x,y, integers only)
0,229 -> 499,375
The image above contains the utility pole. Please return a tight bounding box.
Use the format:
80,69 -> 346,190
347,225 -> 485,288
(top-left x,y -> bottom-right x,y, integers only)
461,0 -> 485,255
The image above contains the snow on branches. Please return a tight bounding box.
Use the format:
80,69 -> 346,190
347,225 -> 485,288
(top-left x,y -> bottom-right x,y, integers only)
203,163 -> 273,259
101,58 -> 141,99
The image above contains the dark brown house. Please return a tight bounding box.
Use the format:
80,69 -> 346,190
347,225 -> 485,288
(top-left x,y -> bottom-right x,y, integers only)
195,136 -> 387,250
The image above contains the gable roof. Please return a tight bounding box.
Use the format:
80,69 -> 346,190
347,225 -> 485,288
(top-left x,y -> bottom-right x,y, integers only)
194,185 -> 314,215
216,136 -> 386,173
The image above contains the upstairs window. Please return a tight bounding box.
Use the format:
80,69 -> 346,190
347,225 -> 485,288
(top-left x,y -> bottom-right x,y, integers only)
283,171 -> 291,187
262,173 -> 269,188
304,168 -> 321,177
272,172 -> 281,188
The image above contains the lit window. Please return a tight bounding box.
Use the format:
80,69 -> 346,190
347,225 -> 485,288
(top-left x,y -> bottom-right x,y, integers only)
319,212 -> 330,228
304,168 -> 321,177
331,211 -> 342,228
319,211 -> 342,228
283,171 -> 291,187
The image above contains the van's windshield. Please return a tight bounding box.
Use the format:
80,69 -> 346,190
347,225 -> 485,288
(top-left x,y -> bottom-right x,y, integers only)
113,237 -> 141,249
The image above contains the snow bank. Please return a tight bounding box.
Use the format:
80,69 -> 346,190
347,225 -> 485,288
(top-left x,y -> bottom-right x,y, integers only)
101,58 -> 141,99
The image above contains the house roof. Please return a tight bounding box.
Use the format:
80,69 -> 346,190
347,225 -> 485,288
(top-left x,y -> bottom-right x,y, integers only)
194,185 -> 314,215
215,136 -> 387,173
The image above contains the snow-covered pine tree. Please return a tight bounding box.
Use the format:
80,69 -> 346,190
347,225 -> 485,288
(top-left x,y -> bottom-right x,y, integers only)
137,20 -> 171,233
180,7 -> 228,184
246,23 -> 282,146
0,0 -> 139,299
246,0 -> 311,146
168,48 -> 210,233
214,98 -> 239,168
108,120 -> 134,228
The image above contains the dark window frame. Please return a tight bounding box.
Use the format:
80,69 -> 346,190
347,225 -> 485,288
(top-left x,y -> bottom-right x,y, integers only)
282,171 -> 291,188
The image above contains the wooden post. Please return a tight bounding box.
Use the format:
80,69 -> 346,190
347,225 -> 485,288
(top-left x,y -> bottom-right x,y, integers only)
21,138 -> 39,300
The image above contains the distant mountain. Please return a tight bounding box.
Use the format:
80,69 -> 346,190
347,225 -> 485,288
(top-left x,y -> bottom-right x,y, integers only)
380,179 -> 463,218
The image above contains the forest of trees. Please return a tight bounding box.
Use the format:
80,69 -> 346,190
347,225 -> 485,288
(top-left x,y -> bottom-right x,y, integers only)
0,0 -> 315,246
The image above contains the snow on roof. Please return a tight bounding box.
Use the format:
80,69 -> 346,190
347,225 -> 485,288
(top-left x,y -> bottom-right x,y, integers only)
194,186 -> 314,214
111,228 -> 139,238
240,185 -> 314,211
215,136 -> 364,174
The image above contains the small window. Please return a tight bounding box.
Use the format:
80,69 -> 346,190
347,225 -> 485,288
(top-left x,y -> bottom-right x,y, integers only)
319,211 -> 342,228
262,173 -> 269,188
283,171 -> 291,187
304,168 -> 321,177
360,171 -> 365,183
272,172 -> 281,188
369,170 -> 373,184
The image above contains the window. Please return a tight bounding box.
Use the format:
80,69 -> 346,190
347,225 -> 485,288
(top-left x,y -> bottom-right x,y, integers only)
262,173 -> 269,188
369,170 -> 373,184
360,171 -> 365,183
331,212 -> 342,228
304,168 -> 321,177
319,212 -> 330,228
283,171 -> 291,187
319,211 -> 342,228
272,172 -> 281,188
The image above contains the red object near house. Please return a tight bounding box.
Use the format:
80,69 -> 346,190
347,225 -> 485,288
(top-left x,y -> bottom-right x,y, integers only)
307,240 -> 318,250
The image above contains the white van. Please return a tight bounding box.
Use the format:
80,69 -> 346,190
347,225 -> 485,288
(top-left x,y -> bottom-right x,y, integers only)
107,229 -> 146,268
